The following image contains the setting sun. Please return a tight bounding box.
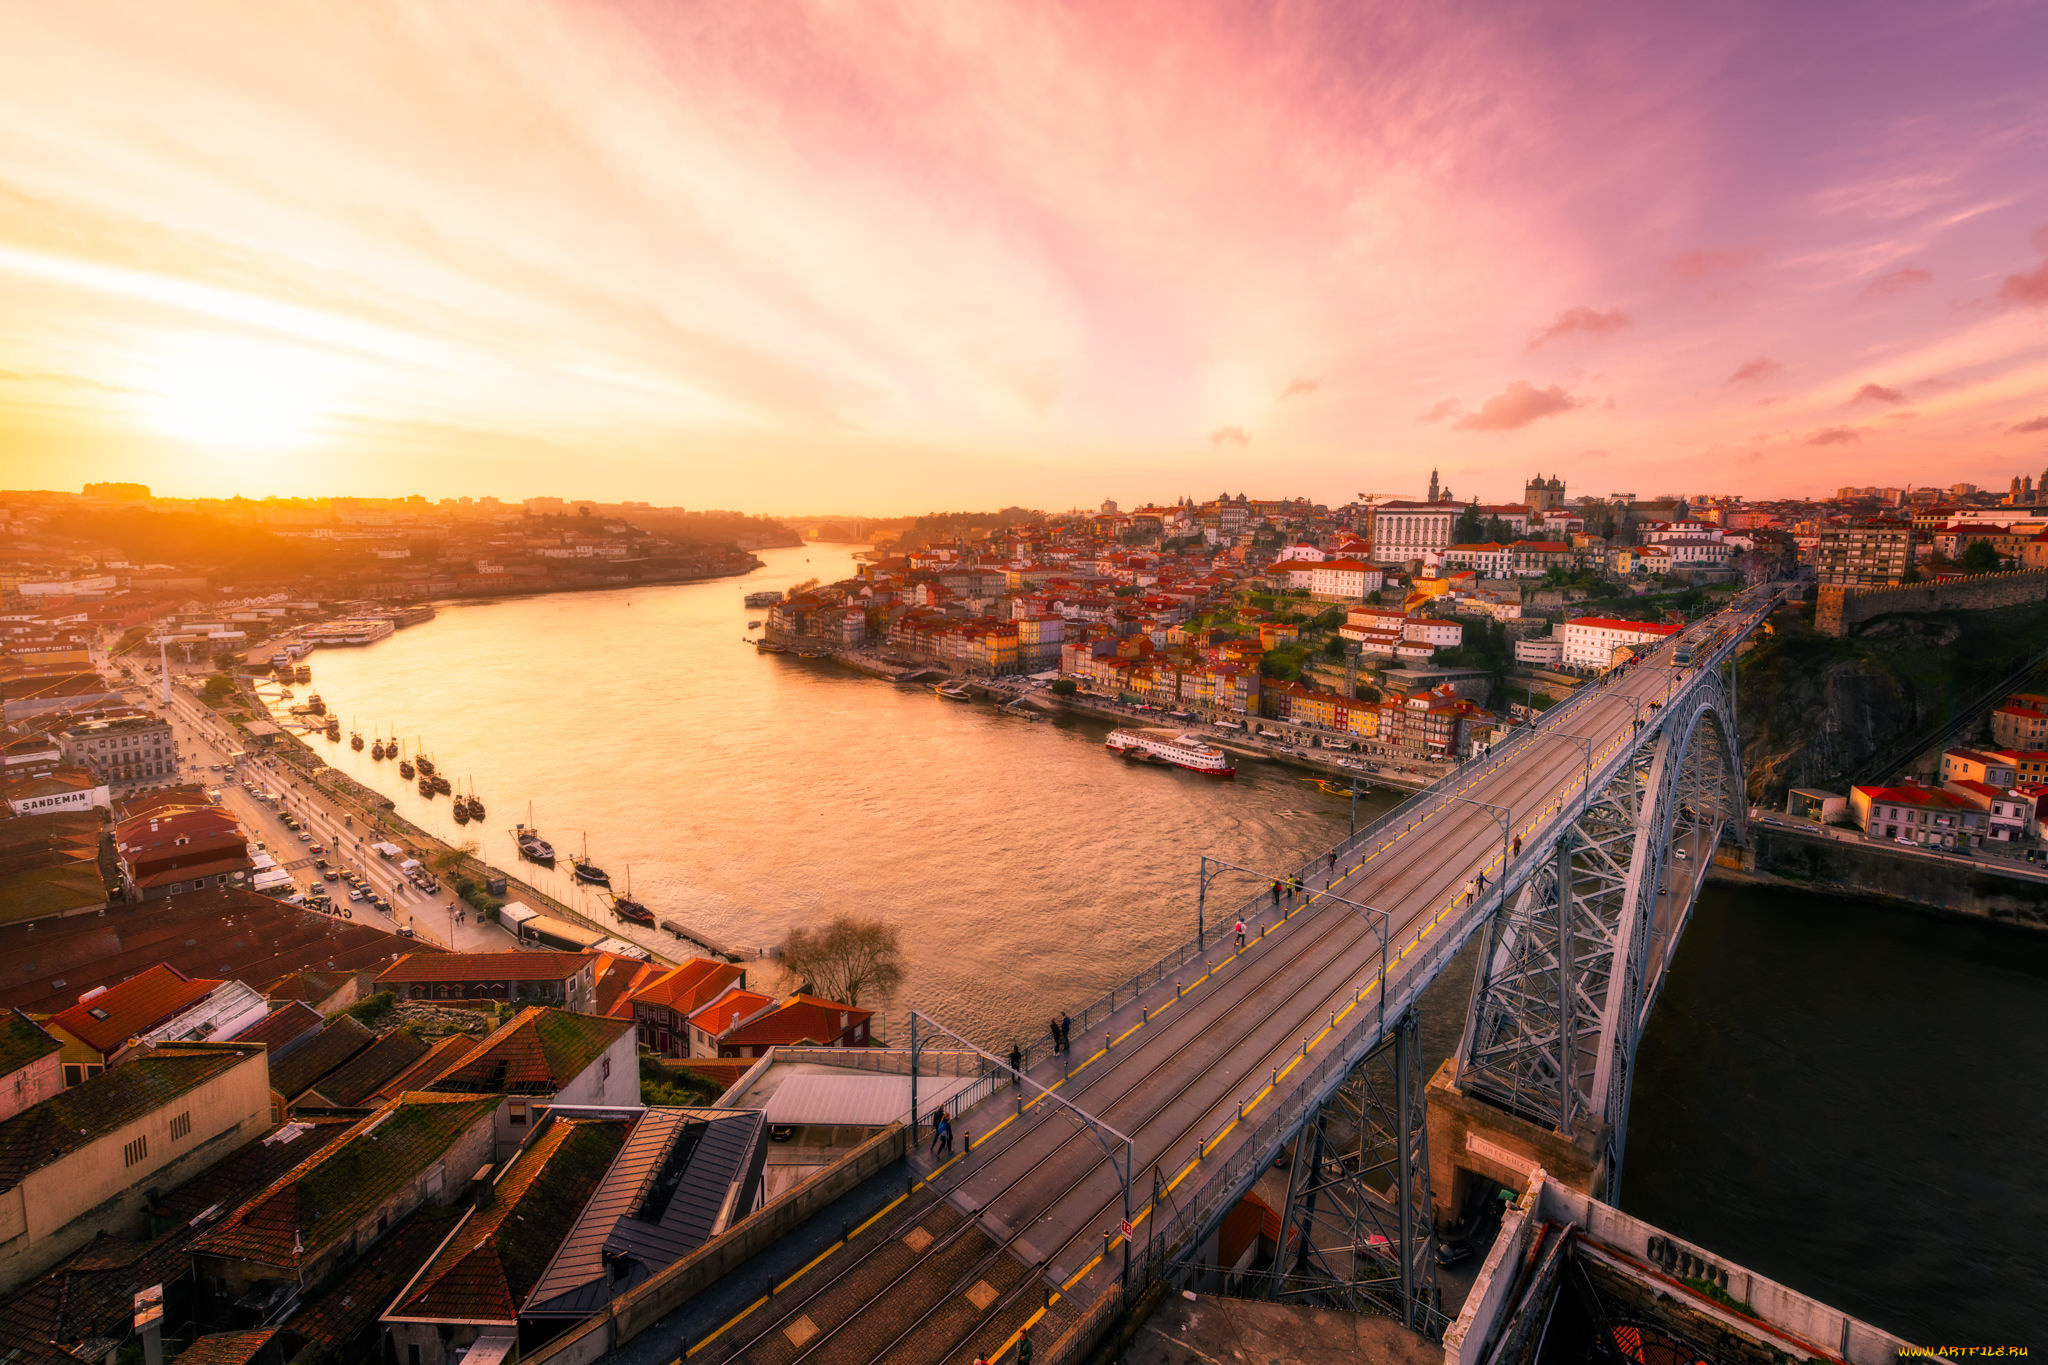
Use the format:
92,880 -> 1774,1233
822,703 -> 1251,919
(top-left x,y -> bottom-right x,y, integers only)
147,336 -> 322,450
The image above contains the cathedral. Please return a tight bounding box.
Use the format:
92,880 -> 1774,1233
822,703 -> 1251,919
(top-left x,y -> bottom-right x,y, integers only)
1525,473 -> 1565,512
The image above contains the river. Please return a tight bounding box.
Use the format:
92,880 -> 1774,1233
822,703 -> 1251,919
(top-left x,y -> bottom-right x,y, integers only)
283,543 -> 2045,1345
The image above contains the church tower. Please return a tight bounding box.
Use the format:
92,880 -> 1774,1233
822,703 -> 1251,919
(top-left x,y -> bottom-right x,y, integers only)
1428,468 -> 1440,503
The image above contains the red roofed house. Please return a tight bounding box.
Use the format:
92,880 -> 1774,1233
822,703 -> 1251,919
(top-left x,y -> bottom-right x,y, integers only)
1939,779 -> 2032,843
375,951 -> 598,1013
1991,695 -> 2048,751
44,964 -> 228,1086
1849,783 -> 1987,849
629,959 -> 749,1058
112,806 -> 251,902
695,992 -> 874,1060
1559,617 -> 1682,671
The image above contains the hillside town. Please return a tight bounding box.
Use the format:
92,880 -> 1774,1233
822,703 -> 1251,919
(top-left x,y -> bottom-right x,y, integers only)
5,468 -> 2048,1361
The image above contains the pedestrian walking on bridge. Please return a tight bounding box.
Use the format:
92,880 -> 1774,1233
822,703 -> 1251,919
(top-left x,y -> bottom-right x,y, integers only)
1049,1018 -> 1062,1053
1009,1043 -> 1023,1085
1060,1012 -> 1071,1052
1234,919 -> 1247,949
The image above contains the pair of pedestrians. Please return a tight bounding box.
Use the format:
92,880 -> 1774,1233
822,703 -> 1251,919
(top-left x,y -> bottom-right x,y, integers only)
1045,1013 -> 1072,1054
928,1110 -> 954,1157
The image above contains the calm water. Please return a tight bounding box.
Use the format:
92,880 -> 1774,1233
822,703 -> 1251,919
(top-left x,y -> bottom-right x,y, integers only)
283,544 -> 1385,1043
293,544 -> 2046,1345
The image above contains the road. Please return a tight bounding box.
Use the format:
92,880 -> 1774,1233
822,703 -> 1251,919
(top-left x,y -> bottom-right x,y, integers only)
687,593 -> 1774,1365
106,652 -> 514,953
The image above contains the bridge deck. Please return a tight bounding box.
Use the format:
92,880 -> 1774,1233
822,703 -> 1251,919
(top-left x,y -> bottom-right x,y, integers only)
697,593 -> 1777,1365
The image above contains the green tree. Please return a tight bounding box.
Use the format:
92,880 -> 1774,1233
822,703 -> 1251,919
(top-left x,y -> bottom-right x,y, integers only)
1050,679 -> 1078,696
1961,539 -> 2002,574
200,673 -> 235,704
1454,502 -> 1485,543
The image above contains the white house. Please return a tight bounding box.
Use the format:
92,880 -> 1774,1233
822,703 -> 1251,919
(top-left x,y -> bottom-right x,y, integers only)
1302,558 -> 1384,601
1559,617 -> 1682,670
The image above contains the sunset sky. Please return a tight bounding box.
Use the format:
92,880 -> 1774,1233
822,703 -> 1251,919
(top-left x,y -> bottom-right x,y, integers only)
2,0 -> 2047,514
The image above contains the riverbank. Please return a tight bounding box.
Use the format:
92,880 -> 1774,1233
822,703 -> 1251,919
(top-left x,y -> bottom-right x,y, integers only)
758,638 -> 1451,793
237,685 -> 729,964
1708,823 -> 2048,931
1048,692 -> 1445,792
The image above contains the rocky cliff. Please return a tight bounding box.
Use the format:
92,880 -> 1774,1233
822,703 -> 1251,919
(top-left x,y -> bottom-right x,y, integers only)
1737,603 -> 2048,802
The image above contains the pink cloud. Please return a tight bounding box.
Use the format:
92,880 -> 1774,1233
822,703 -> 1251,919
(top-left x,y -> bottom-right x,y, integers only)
1859,267 -> 1931,302
1669,247 -> 1757,281
1417,399 -> 1462,424
2010,415 -> 2048,434
1805,426 -> 1861,446
1526,305 -> 1630,351
1728,356 -> 1782,384
1279,378 -> 1319,400
1453,381 -> 1588,432
1999,259 -> 2048,308
1210,424 -> 1249,446
1851,382 -> 1907,405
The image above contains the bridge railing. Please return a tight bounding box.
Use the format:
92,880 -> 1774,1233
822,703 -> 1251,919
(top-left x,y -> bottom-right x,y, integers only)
1007,595 -> 1779,1087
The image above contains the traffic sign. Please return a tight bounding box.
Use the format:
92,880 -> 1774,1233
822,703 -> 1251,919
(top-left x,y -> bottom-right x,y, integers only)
1119,1219 -> 1134,1239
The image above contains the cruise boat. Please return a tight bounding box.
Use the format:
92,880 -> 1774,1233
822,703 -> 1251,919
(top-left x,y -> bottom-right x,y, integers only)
1105,727 -> 1236,778
934,681 -> 975,701
744,590 -> 782,607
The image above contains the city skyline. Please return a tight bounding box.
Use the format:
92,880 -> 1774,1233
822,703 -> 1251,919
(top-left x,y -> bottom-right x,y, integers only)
3,1 -> 2048,515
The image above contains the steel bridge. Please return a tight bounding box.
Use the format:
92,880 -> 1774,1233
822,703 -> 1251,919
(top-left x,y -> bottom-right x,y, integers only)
694,585 -> 1784,1365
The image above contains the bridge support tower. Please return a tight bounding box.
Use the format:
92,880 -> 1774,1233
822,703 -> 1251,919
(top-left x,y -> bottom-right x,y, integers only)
1425,665 -> 1747,1227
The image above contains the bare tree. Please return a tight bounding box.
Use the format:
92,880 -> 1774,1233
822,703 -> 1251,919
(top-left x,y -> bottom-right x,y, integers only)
779,915 -> 904,1009
428,839 -> 478,878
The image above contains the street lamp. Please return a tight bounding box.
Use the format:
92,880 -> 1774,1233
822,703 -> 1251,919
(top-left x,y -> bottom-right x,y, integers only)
1437,795 -> 1512,892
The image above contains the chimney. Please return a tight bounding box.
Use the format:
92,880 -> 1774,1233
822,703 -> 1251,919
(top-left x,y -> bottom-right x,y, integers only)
471,1163 -> 496,1208
134,1285 -> 164,1365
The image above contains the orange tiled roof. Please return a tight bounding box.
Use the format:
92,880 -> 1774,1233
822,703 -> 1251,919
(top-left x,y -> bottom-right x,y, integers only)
48,964 -> 221,1056
629,959 -> 746,1017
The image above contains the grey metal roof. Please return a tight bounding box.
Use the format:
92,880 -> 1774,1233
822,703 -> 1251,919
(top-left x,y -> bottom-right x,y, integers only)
520,1106 -> 765,1319
759,1072 -> 976,1128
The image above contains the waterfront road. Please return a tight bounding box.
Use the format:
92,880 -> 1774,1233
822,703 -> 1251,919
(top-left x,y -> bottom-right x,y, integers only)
692,592 -> 1772,1365
118,658 -> 514,953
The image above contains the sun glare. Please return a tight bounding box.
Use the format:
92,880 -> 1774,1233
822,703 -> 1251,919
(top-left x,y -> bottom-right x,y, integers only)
149,336 -> 323,450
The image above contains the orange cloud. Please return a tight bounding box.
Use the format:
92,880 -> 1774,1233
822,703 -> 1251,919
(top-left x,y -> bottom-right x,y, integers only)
1453,382 -> 1588,432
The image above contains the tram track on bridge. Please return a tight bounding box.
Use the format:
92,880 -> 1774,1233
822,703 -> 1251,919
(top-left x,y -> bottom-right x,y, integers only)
713,858 -> 1398,1364
717,768 -> 1559,1365
696,602 -> 1777,1365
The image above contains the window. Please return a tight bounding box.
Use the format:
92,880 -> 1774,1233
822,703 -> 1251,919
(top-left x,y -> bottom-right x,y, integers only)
509,1101 -> 528,1125
63,1063 -> 84,1087
600,1055 -> 611,1080
170,1110 -> 191,1141
124,1135 -> 148,1167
